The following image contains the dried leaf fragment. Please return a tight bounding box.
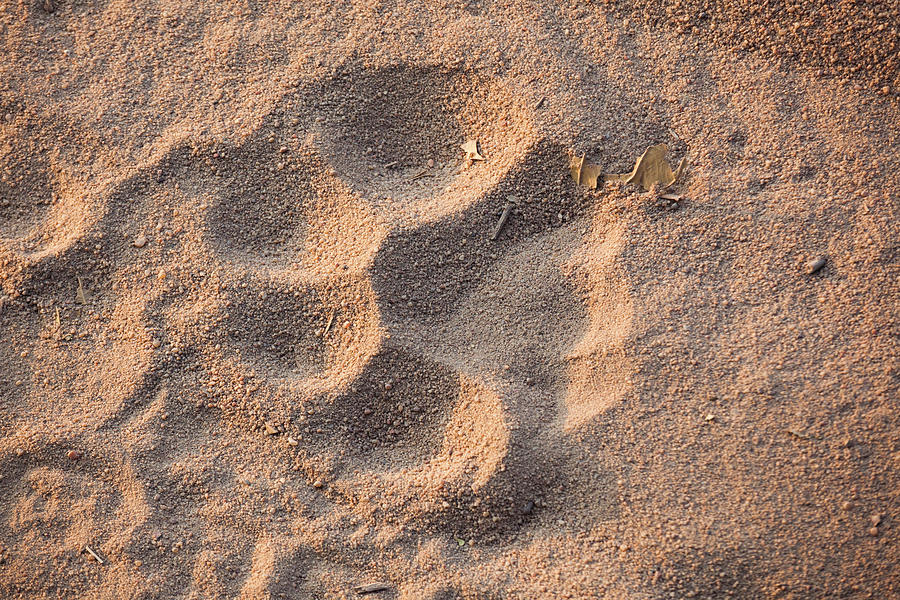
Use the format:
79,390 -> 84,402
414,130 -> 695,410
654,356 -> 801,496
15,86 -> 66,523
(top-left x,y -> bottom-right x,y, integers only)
623,144 -> 678,190
570,144 -> 688,191
569,154 -> 603,188
76,277 -> 87,305
460,140 -> 484,161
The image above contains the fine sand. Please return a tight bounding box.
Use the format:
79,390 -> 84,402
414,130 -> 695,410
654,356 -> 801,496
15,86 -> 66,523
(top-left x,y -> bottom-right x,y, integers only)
1,1 -> 898,599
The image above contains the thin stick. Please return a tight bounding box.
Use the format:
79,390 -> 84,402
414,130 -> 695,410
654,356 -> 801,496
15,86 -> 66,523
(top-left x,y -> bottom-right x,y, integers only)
355,582 -> 391,595
84,545 -> 105,564
323,312 -> 335,336
410,168 -> 430,181
490,204 -> 513,241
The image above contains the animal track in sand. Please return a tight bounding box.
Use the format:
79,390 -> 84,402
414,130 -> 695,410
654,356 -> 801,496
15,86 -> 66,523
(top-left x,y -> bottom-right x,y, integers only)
207,189 -> 309,267
220,283 -> 332,379
203,144 -> 317,268
0,150 -> 53,241
307,62 -> 540,221
371,142 -> 593,325
302,346 -> 456,469
0,441 -> 141,597
0,138 -> 91,258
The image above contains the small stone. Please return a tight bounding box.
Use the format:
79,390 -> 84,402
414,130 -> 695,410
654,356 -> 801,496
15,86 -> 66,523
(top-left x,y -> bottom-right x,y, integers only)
15,448 -> 24,457
870,514 -> 882,526
264,421 -> 278,435
363,408 -> 373,416
427,158 -> 435,168
805,256 -> 826,275
312,479 -> 324,489
151,339 -> 161,349
3,114 -> 12,123
841,501 -> 852,511
286,436 -> 298,447
133,234 -> 147,248
868,526 -> 879,537
67,449 -> 82,461
522,500 -> 535,515
134,559 -> 143,567
880,86 -> 890,96
384,382 -> 392,391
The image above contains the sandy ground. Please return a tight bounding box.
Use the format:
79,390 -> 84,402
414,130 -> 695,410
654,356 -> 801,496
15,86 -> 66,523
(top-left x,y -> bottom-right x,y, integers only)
1,1 -> 898,599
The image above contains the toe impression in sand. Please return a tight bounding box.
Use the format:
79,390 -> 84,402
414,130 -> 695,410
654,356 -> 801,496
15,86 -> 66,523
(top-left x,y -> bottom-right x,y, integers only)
571,143 -> 687,191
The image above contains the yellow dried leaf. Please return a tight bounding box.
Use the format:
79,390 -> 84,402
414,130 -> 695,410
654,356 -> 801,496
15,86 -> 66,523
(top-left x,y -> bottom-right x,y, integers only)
460,140 -> 484,161
76,276 -> 87,305
569,154 -> 603,188
626,144 -> 679,190
672,156 -> 687,183
571,144 -> 688,191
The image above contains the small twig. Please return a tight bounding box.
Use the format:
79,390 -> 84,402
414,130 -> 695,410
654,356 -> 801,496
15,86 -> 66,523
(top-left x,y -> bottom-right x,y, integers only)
84,545 -> 105,564
355,583 -> 391,595
323,312 -> 335,336
383,161 -> 398,169
410,168 -> 430,181
535,96 -> 545,109
490,204 -> 514,241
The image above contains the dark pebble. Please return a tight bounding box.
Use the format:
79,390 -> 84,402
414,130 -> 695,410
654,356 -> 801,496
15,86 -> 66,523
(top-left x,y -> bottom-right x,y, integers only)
522,500 -> 535,515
